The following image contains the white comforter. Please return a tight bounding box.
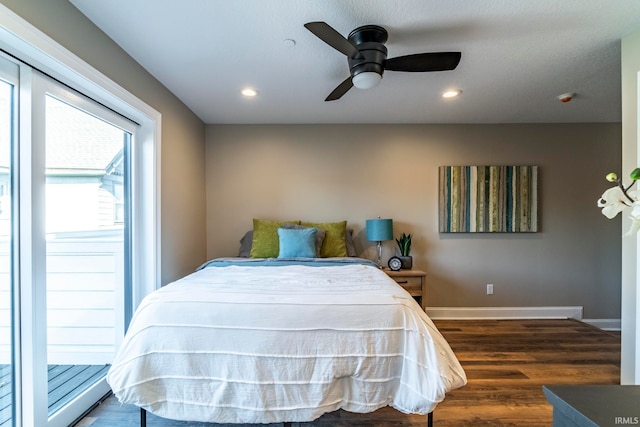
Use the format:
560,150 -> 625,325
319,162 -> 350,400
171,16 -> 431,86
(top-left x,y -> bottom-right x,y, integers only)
107,263 -> 467,423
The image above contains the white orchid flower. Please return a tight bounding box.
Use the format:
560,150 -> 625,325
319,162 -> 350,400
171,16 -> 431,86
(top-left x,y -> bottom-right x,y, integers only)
597,186 -> 635,219
626,202 -> 640,235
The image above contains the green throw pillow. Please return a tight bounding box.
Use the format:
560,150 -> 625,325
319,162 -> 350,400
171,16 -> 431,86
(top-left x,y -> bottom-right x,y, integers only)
250,219 -> 300,258
300,220 -> 347,257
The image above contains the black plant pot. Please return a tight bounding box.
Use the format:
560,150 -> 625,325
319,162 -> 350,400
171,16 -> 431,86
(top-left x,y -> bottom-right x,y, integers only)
399,256 -> 413,270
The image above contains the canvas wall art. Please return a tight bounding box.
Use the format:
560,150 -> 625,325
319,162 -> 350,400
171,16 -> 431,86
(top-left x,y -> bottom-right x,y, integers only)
439,165 -> 538,233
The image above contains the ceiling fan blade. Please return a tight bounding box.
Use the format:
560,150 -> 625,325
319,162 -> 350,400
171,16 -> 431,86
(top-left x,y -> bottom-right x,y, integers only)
385,52 -> 461,72
325,77 -> 354,101
304,22 -> 363,59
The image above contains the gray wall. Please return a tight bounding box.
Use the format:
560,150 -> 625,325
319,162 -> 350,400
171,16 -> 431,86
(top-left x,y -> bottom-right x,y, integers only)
206,123 -> 622,319
4,0 -> 623,320
2,0 -> 208,283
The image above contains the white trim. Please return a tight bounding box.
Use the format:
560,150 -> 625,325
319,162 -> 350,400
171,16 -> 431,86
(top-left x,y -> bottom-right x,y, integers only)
426,306 -> 584,320
47,379 -> 110,427
583,319 -> 622,331
18,63 -> 48,427
425,307 -> 620,331
621,31 -> 640,385
0,4 -> 155,127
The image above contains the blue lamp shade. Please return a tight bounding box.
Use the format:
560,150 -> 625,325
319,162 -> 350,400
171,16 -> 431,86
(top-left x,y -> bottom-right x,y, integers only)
366,218 -> 393,242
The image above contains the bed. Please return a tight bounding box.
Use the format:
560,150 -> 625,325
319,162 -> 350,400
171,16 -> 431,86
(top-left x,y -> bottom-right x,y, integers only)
106,221 -> 466,425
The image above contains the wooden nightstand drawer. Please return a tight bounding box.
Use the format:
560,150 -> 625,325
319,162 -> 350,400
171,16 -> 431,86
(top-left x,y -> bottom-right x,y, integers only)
391,276 -> 422,295
385,269 -> 427,310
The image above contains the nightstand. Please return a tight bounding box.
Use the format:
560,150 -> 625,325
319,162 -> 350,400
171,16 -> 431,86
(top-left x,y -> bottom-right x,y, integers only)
385,269 -> 427,310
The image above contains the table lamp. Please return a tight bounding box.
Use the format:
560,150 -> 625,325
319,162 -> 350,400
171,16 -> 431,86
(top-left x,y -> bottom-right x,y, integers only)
366,217 -> 393,268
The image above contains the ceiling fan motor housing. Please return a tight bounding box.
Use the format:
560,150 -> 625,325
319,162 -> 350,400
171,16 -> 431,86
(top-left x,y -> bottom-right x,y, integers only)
347,25 -> 388,79
303,21 -> 462,101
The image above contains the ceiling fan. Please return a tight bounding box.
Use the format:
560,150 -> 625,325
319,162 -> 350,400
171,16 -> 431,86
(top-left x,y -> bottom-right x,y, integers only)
304,22 -> 462,101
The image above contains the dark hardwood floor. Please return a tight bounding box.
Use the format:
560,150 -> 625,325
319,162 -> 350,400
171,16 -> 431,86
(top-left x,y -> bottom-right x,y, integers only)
430,319 -> 620,426
75,319 -> 621,427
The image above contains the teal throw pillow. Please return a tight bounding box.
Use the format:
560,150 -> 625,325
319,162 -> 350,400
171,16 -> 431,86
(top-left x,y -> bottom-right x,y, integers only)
277,227 -> 318,258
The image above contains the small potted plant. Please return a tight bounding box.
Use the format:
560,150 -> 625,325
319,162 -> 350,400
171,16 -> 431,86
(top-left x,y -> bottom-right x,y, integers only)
395,232 -> 413,270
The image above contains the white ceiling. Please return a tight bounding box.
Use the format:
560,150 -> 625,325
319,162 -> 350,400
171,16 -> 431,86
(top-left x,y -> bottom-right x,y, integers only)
69,0 -> 640,124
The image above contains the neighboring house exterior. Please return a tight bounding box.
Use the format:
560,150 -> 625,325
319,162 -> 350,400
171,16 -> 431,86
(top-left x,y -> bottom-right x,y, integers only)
0,95 -> 126,364
0,94 -> 125,235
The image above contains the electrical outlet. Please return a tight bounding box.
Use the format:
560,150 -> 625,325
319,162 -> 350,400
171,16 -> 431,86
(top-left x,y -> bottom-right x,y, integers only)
486,284 -> 494,295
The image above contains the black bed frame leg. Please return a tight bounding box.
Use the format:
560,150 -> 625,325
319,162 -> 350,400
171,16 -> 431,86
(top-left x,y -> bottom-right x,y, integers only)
428,411 -> 433,427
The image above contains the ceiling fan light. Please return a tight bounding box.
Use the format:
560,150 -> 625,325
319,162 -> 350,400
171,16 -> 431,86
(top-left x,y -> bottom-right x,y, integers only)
352,72 -> 382,89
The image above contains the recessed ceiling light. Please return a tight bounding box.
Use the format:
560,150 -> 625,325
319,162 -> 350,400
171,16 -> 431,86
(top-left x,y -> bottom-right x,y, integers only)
442,89 -> 462,98
557,92 -> 575,103
283,38 -> 296,47
241,88 -> 258,97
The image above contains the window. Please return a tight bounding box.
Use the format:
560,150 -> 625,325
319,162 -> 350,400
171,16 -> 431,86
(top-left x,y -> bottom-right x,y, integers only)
43,90 -> 133,421
0,5 -> 160,426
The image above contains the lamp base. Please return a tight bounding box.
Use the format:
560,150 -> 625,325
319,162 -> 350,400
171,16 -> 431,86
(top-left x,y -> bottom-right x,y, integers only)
375,241 -> 383,268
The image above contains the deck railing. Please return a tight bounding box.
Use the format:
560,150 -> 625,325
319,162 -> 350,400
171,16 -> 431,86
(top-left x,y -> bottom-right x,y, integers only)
0,231 -> 123,425
0,232 -> 124,365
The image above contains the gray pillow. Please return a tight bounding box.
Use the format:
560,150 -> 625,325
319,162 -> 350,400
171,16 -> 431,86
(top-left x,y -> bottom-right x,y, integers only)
345,228 -> 357,257
238,230 -> 253,257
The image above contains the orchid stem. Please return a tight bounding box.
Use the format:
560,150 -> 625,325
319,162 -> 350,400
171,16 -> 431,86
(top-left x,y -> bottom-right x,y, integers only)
620,181 -> 636,204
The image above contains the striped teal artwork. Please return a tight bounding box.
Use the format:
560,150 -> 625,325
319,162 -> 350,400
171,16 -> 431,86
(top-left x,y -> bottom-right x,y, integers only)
439,166 -> 538,232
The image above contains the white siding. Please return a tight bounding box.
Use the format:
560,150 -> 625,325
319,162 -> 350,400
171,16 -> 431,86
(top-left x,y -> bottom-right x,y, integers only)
0,237 -> 124,365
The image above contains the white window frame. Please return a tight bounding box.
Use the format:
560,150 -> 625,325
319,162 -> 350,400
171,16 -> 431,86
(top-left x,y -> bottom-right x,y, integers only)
0,4 -> 161,427
0,51 -> 21,427
0,4 -> 160,309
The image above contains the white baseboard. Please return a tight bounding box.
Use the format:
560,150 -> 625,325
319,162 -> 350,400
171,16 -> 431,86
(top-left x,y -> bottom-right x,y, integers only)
426,306 -> 584,320
425,307 -> 622,331
582,318 -> 622,331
